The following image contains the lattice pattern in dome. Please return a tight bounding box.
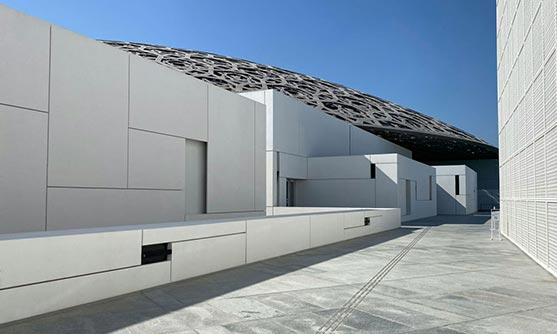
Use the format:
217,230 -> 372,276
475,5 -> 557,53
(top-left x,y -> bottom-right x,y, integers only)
103,41 -> 497,161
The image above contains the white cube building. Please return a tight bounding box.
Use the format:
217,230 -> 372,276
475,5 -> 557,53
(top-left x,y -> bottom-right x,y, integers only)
435,165 -> 478,215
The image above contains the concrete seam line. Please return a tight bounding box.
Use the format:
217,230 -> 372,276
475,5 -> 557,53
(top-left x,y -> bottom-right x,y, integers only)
315,227 -> 431,334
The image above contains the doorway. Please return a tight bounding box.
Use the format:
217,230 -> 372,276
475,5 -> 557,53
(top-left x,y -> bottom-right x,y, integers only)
286,179 -> 296,207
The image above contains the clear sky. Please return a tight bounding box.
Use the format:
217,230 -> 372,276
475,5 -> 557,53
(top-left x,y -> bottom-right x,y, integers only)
3,0 -> 498,146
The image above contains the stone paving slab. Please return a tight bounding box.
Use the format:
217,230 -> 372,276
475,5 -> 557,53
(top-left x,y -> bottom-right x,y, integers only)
0,214 -> 556,334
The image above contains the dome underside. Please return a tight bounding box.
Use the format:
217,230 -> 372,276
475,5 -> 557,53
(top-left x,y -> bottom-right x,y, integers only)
103,41 -> 498,161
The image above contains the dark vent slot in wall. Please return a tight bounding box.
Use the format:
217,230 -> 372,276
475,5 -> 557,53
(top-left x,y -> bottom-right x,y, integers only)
142,243 -> 172,265
364,217 -> 371,226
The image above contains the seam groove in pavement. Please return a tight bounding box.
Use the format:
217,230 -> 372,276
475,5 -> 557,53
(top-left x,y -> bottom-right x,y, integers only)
316,227 -> 431,334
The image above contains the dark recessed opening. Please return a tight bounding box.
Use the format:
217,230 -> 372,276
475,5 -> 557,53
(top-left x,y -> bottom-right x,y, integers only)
142,243 -> 172,265
370,164 -> 376,179
364,217 -> 371,226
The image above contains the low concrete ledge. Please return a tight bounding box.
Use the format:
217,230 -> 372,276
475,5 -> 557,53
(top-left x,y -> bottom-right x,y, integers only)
0,207 -> 400,324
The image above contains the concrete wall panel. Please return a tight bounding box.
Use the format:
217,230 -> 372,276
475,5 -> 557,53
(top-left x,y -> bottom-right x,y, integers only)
128,129 -> 185,190
279,152 -> 308,179
129,55 -> 208,141
48,26 -> 128,188
0,261 -> 170,325
307,156 -> 372,179
272,92 -> 301,154
0,229 -> 141,289
142,219 -> 245,245
171,233 -> 246,281
295,179 -> 376,208
0,105 -> 48,234
255,103 -> 266,210
207,86 -> 256,213
47,188 -> 185,230
246,215 -> 310,263
0,5 -> 50,111
299,104 -> 350,157
309,213 -> 345,247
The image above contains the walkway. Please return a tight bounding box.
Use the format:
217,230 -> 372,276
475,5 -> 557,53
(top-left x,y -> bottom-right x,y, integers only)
1,214 -> 556,334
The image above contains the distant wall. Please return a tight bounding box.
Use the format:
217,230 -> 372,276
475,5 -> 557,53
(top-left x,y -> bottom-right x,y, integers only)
428,159 -> 498,211
0,5 -> 265,234
276,154 -> 436,222
435,165 -> 478,215
240,90 -> 412,212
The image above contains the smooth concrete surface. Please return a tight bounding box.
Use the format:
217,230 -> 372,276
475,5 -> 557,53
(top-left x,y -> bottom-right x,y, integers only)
307,156 -> 371,179
128,129 -> 186,190
435,165 -> 478,215
207,86 -> 265,214
129,55 -> 208,141
0,208 -> 397,324
246,215 -> 311,263
0,105 -> 48,234
0,229 -> 141,289
47,188 -> 185,230
141,219 -> 246,245
278,152 -> 307,179
288,154 -> 436,222
48,25 -> 129,188
255,103 -> 267,211
427,159 -> 498,211
0,5 -> 267,233
3,214 -> 556,334
309,213 -> 345,247
171,233 -> 246,281
0,4 -> 50,112
0,261 -> 171,325
295,179 -> 376,208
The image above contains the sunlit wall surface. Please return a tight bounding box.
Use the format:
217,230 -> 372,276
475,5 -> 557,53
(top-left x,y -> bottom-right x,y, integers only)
497,0 -> 557,276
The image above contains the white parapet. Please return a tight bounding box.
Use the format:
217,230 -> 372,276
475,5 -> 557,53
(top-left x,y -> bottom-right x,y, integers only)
0,207 -> 399,324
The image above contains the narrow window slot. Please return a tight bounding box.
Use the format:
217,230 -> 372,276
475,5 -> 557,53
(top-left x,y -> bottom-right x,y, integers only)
370,164 -> 376,179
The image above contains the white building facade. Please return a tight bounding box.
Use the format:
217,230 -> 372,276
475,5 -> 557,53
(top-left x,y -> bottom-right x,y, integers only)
435,165 -> 478,215
240,90 -> 437,222
497,0 -> 557,276
0,5 -> 404,324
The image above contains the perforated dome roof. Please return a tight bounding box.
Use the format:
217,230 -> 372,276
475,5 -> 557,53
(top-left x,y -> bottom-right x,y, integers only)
104,41 -> 497,161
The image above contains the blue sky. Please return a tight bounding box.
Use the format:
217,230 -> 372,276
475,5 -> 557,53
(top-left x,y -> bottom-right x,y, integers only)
3,0 -> 498,146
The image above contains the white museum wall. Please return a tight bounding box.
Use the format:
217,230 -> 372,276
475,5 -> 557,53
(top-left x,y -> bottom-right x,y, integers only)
274,154 -> 436,222
240,90 -> 418,215
428,159 -> 499,211
0,5 -> 266,234
497,0 -> 557,276
434,165 -> 478,215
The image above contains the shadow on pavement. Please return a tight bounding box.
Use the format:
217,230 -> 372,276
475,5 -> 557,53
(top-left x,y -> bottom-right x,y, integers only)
403,213 -> 491,227
0,227 -> 419,334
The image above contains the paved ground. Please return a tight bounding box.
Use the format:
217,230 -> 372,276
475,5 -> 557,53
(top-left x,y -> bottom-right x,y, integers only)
1,214 -> 557,334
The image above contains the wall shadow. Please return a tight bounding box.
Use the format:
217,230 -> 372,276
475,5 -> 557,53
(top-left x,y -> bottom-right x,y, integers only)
0,227 -> 419,334
403,213 -> 491,227
436,185 -> 467,215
